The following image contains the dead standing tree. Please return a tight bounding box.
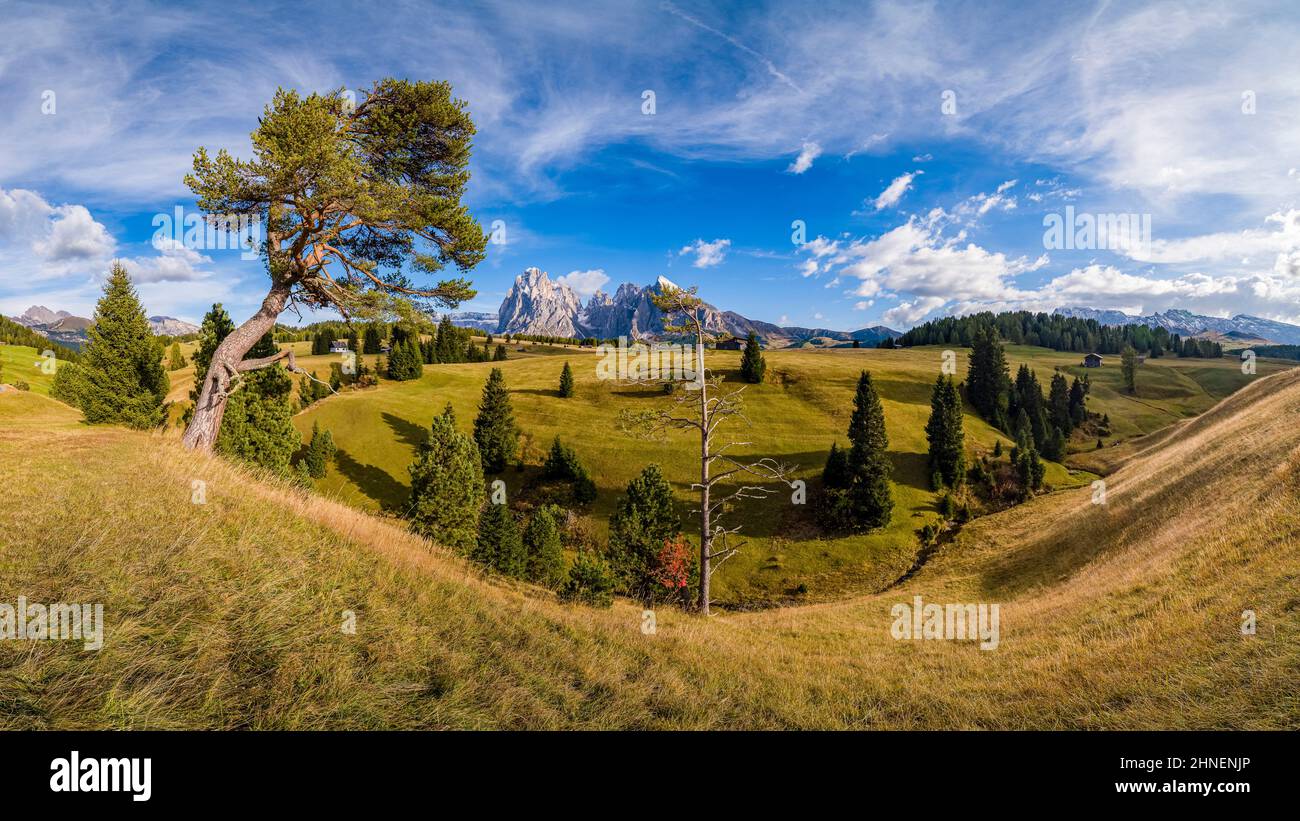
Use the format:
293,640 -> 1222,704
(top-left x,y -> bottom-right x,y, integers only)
622,284 -> 794,615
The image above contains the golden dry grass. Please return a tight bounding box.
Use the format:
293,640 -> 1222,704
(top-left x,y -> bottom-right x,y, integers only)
1,368 -> 1297,729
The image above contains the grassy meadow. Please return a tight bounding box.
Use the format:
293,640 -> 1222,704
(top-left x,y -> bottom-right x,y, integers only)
289,342 -> 1293,605
2,362 -> 1297,729
0,343 -> 63,395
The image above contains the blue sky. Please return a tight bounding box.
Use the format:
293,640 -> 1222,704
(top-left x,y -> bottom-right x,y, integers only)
2,0 -> 1300,330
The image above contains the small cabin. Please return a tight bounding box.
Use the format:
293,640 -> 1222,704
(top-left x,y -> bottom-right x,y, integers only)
715,337 -> 745,351
329,340 -> 351,353
1082,352 -> 1103,368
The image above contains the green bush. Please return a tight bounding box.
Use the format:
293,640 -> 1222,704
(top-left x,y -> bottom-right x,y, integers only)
560,550 -> 615,607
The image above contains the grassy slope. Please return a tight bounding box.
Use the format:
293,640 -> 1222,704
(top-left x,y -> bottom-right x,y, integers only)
0,344 -> 63,395
293,344 -> 1291,603
1,368 -> 1297,729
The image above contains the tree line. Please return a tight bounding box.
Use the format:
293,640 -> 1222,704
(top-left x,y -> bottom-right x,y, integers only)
896,310 -> 1223,358
0,314 -> 82,362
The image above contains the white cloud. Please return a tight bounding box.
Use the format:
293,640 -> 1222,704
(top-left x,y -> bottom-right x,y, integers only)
121,238 -> 212,283
786,141 -> 822,174
34,205 -> 116,262
836,217 -> 1045,303
556,268 -> 610,297
0,187 -> 116,279
679,238 -> 731,268
1126,209 -> 1300,268
870,171 -> 920,211
883,296 -> 947,326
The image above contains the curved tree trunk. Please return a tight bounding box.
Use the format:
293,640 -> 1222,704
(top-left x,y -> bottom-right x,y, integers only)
181,281 -> 293,452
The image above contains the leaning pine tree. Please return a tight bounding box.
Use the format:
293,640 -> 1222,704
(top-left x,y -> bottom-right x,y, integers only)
473,367 -> 517,473
51,262 -> 169,429
407,403 -> 484,552
189,303 -> 236,407
181,79 -> 486,451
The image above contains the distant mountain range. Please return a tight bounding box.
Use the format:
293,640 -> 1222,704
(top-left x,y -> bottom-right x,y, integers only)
453,268 -> 901,348
8,305 -> 200,350
1054,307 -> 1300,345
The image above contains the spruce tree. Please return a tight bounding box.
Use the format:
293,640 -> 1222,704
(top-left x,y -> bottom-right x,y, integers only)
407,402 -> 484,551
1121,344 -> 1138,394
216,331 -> 298,476
821,442 -> 851,489
473,367 -> 518,474
608,463 -> 680,600
493,343 -> 507,361
925,375 -> 965,489
739,332 -> 766,383
1043,425 -> 1066,462
168,341 -> 187,371
524,506 -> 566,589
363,323 -> 382,355
405,337 -> 424,380
386,334 -> 424,381
1048,371 -> 1072,435
303,422 -> 337,478
473,501 -> 526,578
1068,376 -> 1087,426
843,370 -> 894,531
558,361 -> 575,397
560,549 -> 615,607
52,263 -> 169,429
1011,365 -> 1049,449
434,314 -> 459,363
1015,444 -> 1046,496
541,436 -> 597,503
966,323 -> 1010,429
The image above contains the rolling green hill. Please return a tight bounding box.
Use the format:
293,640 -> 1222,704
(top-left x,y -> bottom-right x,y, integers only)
2,359 -> 1296,729
0,344 -> 64,395
290,343 -> 1292,604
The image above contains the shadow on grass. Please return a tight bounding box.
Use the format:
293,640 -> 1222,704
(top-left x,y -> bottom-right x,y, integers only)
334,447 -> 408,513
382,412 -> 427,450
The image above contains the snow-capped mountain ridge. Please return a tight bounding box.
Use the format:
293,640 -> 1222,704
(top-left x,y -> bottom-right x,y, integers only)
1054,306 -> 1300,345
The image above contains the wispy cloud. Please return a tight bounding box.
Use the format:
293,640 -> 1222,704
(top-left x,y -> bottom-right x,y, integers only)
787,141 -> 822,174
679,238 -> 731,268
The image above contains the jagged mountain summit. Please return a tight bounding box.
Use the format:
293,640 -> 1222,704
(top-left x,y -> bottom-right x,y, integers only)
481,268 -> 900,347
497,267 -> 586,338
148,316 -> 201,336
6,305 -> 199,350
1055,306 -> 1300,345
11,305 -> 73,327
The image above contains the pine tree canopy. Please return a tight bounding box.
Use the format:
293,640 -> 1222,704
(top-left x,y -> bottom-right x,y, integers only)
408,402 -> 484,552
52,263 -> 169,430
473,367 -> 518,473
